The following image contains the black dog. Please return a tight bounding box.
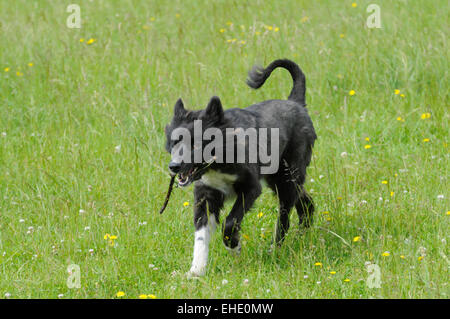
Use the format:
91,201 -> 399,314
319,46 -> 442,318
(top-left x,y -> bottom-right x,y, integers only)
164,59 -> 316,277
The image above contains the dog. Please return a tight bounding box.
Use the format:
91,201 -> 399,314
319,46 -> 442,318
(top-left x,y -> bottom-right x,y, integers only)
164,59 -> 316,277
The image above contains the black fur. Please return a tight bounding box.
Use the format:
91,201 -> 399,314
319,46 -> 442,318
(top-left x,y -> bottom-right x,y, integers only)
165,59 -> 316,250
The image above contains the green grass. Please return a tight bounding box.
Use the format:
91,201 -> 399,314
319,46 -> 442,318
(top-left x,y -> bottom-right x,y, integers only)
0,0 -> 448,299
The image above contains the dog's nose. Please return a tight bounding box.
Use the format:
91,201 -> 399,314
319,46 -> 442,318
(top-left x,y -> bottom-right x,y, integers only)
169,161 -> 181,173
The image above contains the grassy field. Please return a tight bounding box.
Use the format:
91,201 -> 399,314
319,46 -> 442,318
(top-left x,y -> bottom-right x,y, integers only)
0,0 -> 448,299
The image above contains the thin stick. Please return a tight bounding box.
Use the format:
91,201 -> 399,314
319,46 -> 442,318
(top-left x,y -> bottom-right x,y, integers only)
159,175 -> 176,214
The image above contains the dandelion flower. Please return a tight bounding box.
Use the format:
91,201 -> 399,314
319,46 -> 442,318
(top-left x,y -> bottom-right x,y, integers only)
330,271 -> 336,275
397,116 -> 405,122
352,3 -> 357,7
28,63 -> 33,67
381,251 -> 390,257
274,27 -> 280,32
394,89 -> 400,95
446,211 -> 450,216
148,294 -> 157,299
420,113 -> 431,119
139,294 -> 148,299
116,291 -> 125,297
183,201 -> 189,207
322,211 -> 329,215
400,94 -> 405,98
16,71 -> 23,76
219,28 -> 225,33
365,137 -> 370,142
240,40 -> 246,44
400,255 -> 405,259
242,234 -> 250,240
423,138 -> 430,143
349,90 -> 356,96
364,144 -> 372,150
175,13 -> 181,18
86,38 -> 95,45
104,234 -> 110,240
257,212 -> 263,218
79,38 -> 85,42
343,278 -> 350,282
381,180 -> 388,185
314,262 -> 323,267
353,236 -> 361,242
4,67 -> 10,72
390,191 -> 394,197
265,25 -> 273,31
418,256 -> 424,261
339,33 -> 345,38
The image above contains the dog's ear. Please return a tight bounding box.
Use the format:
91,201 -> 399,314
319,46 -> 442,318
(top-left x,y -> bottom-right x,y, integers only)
203,96 -> 224,123
173,98 -> 186,118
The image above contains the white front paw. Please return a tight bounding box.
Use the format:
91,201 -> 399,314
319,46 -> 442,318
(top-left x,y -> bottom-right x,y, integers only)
186,266 -> 206,278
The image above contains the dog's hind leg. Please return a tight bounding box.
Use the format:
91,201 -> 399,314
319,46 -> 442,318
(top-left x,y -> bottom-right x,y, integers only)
274,180 -> 298,245
295,188 -> 314,228
187,184 -> 224,278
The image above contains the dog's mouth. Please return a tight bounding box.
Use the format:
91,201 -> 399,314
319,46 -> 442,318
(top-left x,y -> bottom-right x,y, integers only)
177,167 -> 199,187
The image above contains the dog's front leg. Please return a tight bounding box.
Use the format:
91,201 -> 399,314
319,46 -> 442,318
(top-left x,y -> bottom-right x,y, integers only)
187,185 -> 224,277
223,180 -> 262,254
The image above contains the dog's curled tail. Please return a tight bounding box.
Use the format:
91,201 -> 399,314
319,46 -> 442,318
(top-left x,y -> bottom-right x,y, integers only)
246,59 -> 306,106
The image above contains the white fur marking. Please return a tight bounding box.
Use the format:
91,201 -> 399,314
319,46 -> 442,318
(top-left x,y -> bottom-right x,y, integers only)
188,217 -> 217,277
200,171 -> 238,196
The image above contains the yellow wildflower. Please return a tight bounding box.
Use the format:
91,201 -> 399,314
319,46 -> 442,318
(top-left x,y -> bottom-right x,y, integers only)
183,201 -> 189,207
423,138 -> 430,143
381,180 -> 388,184
390,191 -> 394,197
175,13 -> 181,18
301,16 -> 309,23
16,71 -> 23,76
330,271 -> 336,275
314,262 -> 323,267
104,234 -> 110,240
4,67 -> 10,72
343,278 -> 350,282
79,38 -> 84,42
420,113 -> 431,119
86,38 -> 95,45
381,251 -> 390,257
116,291 -> 125,297
349,90 -> 355,96
274,27 -> 280,32
353,236 -> 361,242
148,294 -> 157,299
139,294 -> 148,299
400,255 -> 405,259
339,33 -> 345,38
242,234 -> 250,240
240,40 -> 246,44
352,3 -> 357,8
446,211 -> 450,216
400,94 -> 405,98
28,62 -> 33,67
394,89 -> 400,95
219,28 -> 226,33
418,256 -> 423,261
257,212 -> 263,218
364,144 -> 371,149
365,137 -> 370,142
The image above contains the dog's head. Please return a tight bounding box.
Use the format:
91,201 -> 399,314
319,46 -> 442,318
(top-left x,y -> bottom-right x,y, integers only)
164,96 -> 225,187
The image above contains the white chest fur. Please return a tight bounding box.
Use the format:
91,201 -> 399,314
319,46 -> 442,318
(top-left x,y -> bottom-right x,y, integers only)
200,171 -> 238,196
